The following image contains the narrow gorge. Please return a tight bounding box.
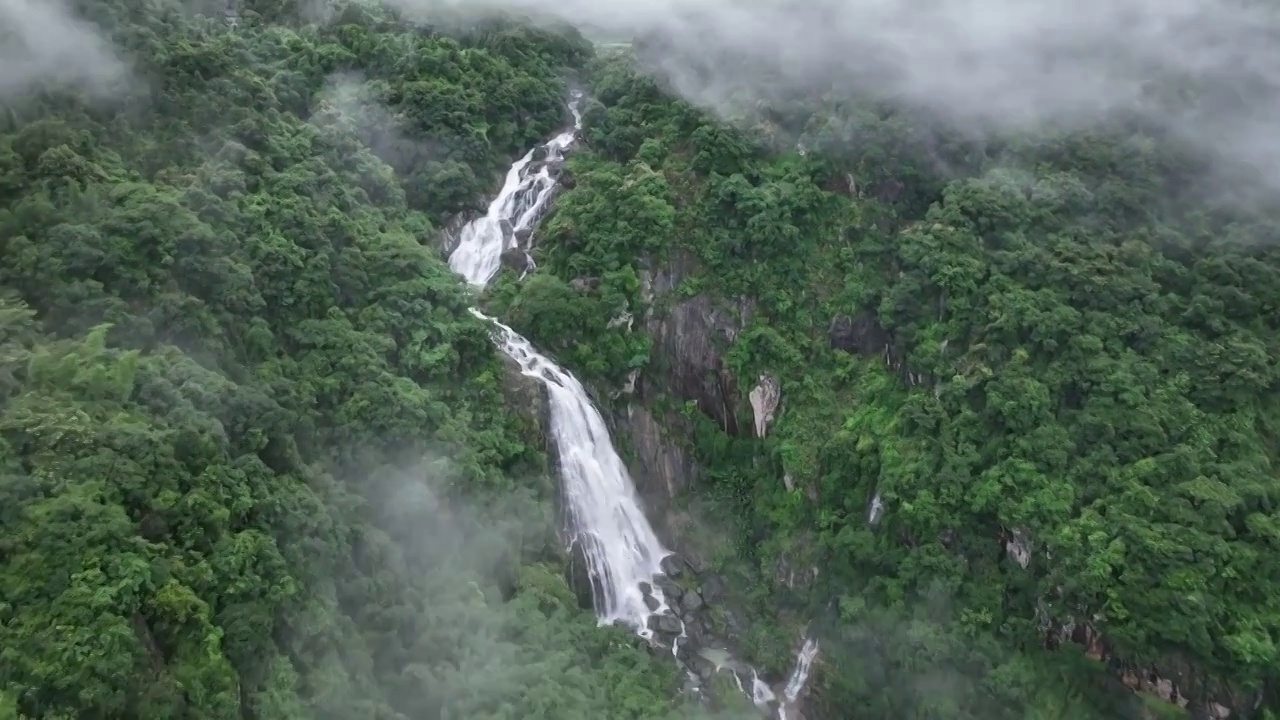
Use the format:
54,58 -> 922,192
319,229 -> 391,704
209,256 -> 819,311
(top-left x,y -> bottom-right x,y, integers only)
446,94 -> 819,717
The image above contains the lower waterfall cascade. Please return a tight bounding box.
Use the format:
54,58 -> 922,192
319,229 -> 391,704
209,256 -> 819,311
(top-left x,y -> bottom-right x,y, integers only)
446,92 -> 818,717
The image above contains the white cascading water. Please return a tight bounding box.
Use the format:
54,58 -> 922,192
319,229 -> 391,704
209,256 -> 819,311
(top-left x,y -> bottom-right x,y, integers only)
782,638 -> 820,703
775,638 -> 821,719
447,92 -> 819,715
868,492 -> 884,524
471,312 -> 678,633
448,93 -> 677,635
449,101 -> 582,286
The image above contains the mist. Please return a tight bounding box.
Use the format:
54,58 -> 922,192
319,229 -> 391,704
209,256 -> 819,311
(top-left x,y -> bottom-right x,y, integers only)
399,0 -> 1280,195
0,0 -> 129,105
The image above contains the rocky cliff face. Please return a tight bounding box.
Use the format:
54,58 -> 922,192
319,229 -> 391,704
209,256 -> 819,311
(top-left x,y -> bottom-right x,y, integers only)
498,353 -> 549,449
438,210 -> 476,257
617,401 -> 699,509
612,250 -> 753,512
639,250 -> 753,435
615,258 -> 1265,717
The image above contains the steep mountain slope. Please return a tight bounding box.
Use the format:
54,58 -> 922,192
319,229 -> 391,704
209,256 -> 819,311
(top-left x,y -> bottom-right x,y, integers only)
7,1 -> 1280,719
0,4 -> 723,718
491,52 -> 1280,720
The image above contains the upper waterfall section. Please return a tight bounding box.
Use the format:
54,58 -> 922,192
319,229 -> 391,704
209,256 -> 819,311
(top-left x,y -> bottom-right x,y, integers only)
449,93 -> 584,287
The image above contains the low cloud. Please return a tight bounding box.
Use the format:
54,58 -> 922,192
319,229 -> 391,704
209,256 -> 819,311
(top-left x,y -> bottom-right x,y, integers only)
403,0 -> 1280,197
0,0 -> 129,105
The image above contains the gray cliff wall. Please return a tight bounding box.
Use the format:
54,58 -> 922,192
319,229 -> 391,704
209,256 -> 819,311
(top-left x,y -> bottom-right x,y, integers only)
613,249 -> 753,517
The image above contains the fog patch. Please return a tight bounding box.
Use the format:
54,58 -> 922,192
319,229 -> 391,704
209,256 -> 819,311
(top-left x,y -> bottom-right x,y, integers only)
0,0 -> 130,105
391,0 -> 1280,199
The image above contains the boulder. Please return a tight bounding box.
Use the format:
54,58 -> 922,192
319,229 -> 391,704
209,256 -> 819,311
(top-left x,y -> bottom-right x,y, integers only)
660,554 -> 685,578
700,574 -> 726,602
499,247 -> 533,276
680,589 -> 705,613
647,613 -> 683,636
691,655 -> 717,680
655,575 -> 683,600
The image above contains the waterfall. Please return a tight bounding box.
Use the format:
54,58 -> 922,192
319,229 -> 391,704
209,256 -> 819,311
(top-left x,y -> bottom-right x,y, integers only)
775,638 -> 820,719
467,310 -> 677,632
782,638 -> 820,703
447,92 -> 820,715
448,93 -> 677,636
448,101 -> 582,287
868,492 -> 884,525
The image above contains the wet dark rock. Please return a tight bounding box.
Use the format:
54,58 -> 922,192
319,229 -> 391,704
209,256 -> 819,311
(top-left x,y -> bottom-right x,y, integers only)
499,218 -> 514,241
638,251 -> 752,437
499,247 -> 533,275
565,539 -> 595,610
727,664 -> 754,693
681,674 -> 701,697
676,640 -> 696,662
655,575 -> 683,599
639,581 -> 653,596
680,589 -> 705,613
684,554 -> 708,573
716,608 -> 747,639
643,594 -> 661,612
681,618 -> 705,644
660,554 -> 685,578
531,145 -> 549,162
514,227 -> 532,248
648,613 -> 683,635
829,312 -> 892,356
691,655 -> 717,680
700,575 -> 726,602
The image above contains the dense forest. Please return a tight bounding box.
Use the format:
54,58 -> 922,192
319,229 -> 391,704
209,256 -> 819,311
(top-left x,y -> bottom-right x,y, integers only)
5,0 -> 1280,719
0,2 -> 742,718
489,42 -> 1280,720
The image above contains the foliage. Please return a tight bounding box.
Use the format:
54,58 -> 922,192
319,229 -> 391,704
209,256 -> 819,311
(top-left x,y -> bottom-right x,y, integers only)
0,4 -> 718,718
524,51 -> 1280,719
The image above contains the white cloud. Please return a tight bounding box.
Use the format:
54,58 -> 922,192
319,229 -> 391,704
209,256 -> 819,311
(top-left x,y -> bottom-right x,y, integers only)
403,0 -> 1280,194
0,0 -> 130,105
